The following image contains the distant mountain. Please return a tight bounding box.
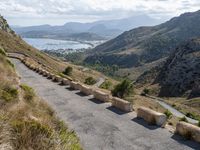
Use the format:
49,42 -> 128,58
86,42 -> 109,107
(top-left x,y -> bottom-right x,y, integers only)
12,15 -> 161,41
136,38 -> 200,98
84,10 -> 200,68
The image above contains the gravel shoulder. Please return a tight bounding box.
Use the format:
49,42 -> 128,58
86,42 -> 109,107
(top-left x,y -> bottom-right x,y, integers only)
11,58 -> 200,150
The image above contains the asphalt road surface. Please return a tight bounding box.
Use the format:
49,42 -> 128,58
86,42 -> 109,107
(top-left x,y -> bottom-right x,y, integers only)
11,58 -> 200,150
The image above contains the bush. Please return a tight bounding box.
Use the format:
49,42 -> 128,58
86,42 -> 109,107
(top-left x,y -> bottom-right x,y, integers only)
164,109 -> 172,119
180,116 -> 188,122
198,120 -> 200,127
20,84 -> 35,101
186,112 -> 196,119
0,47 -> 6,56
0,85 -> 18,102
11,120 -> 54,150
84,77 -> 96,85
111,79 -> 133,98
63,66 -> 73,76
100,80 -> 112,90
141,88 -> 150,96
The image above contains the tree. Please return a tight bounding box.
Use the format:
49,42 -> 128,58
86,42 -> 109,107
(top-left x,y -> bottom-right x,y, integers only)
63,66 -> 73,76
111,79 -> 133,98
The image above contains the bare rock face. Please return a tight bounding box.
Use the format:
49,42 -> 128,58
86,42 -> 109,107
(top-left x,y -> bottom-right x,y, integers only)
136,38 -> 200,98
156,39 -> 200,98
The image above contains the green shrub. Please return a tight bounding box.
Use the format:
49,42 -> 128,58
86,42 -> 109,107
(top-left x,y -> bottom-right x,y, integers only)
111,79 -> 133,98
141,88 -> 150,96
84,77 -> 96,85
186,112 -> 196,119
0,85 -> 18,102
0,47 -> 6,56
20,84 -> 35,101
180,116 -> 188,122
164,109 -> 172,119
6,59 -> 14,68
63,66 -> 73,76
100,80 -> 112,90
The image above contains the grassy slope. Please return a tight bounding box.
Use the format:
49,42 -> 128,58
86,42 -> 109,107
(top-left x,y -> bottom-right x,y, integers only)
0,30 -> 117,84
0,49 -> 82,150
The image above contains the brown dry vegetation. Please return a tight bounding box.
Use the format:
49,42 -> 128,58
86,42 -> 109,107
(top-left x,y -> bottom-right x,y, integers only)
0,49 -> 82,150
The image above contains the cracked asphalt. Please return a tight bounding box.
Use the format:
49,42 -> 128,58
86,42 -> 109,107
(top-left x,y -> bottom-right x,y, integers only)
11,58 -> 200,150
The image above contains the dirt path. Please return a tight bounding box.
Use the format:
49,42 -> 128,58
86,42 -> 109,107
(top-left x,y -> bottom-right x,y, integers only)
11,58 -> 200,150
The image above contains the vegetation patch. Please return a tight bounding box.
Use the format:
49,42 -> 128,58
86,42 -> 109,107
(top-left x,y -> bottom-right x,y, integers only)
100,80 -> 113,90
112,79 -> 133,99
179,116 -> 188,122
0,85 -> 18,102
11,119 -> 54,150
84,76 -> 96,85
164,109 -> 172,119
0,47 -> 6,56
63,66 -> 73,76
20,84 -> 35,102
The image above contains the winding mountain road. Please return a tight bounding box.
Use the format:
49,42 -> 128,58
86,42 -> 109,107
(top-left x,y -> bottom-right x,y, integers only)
11,58 -> 200,150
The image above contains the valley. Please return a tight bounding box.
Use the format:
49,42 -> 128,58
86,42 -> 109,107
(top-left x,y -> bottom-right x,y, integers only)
0,3 -> 200,150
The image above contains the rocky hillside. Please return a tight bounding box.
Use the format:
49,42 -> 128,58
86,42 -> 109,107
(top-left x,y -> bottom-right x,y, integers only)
136,38 -> 200,98
84,10 -> 200,68
0,15 -> 16,35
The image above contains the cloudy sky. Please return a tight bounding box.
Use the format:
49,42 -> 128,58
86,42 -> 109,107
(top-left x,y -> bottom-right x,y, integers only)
0,0 -> 200,26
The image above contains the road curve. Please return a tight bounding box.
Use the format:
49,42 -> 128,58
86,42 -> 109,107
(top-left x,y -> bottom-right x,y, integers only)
11,58 -> 200,150
146,95 -> 199,124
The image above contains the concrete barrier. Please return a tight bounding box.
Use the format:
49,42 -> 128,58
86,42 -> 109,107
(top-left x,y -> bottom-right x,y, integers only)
176,121 -> 200,143
80,84 -> 93,96
69,81 -> 80,90
137,107 -> 167,127
62,78 -> 70,85
93,90 -> 110,102
47,73 -> 54,79
38,69 -> 44,75
42,70 -> 49,77
53,75 -> 62,82
35,67 -> 40,73
111,97 -> 133,112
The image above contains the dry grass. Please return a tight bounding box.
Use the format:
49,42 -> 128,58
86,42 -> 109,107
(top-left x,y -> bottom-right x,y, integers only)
0,51 -> 82,150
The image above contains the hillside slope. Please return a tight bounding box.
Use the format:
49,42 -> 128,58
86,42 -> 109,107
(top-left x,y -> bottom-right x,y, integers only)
136,38 -> 200,98
0,48 -> 81,149
0,15 -> 113,84
84,10 -> 200,68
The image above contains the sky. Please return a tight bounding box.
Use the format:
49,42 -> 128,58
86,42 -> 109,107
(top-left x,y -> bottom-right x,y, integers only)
0,0 -> 200,26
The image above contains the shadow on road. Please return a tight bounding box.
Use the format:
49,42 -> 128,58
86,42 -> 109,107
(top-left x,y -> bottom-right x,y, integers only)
106,106 -> 127,115
171,134 -> 200,150
88,98 -> 104,104
76,91 -> 88,97
132,118 -> 160,130
66,87 -> 76,91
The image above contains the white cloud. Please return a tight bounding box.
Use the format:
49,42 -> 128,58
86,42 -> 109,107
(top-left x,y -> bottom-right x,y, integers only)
0,0 -> 200,25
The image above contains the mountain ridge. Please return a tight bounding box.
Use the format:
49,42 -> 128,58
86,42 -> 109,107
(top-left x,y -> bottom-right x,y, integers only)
84,10 -> 200,68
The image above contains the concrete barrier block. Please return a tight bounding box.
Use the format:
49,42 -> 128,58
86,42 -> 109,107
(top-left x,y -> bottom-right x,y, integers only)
93,90 -> 110,102
111,97 -> 133,112
176,121 -> 200,143
137,107 -> 167,127
69,81 -> 80,90
62,78 -> 70,85
53,75 -> 62,82
80,84 -> 93,95
38,69 -> 44,75
47,73 -> 54,79
42,71 -> 49,77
